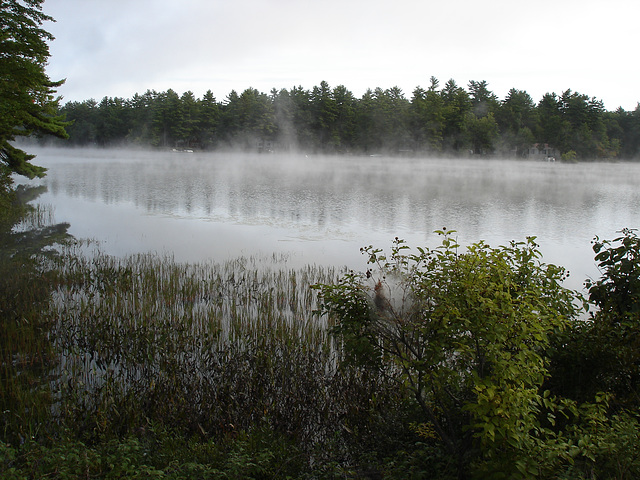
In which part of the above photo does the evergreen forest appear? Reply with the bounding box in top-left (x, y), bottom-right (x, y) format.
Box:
top-left (58, 80), bottom-right (640, 160)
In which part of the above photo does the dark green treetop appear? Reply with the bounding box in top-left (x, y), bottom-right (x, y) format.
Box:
top-left (0, 0), bottom-right (68, 178)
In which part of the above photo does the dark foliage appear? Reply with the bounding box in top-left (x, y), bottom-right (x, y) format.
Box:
top-left (0, 0), bottom-right (68, 178)
top-left (57, 82), bottom-right (640, 160)
top-left (548, 229), bottom-right (640, 408)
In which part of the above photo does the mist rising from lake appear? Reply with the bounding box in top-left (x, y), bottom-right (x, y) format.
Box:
top-left (21, 147), bottom-right (640, 291)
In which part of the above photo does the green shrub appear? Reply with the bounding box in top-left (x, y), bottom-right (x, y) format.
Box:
top-left (315, 231), bottom-right (580, 478)
top-left (548, 228), bottom-right (640, 407)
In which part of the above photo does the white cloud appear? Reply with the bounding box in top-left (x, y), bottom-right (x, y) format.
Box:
top-left (44, 0), bottom-right (639, 110)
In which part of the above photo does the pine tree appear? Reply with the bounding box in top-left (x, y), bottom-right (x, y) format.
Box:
top-left (0, 0), bottom-right (68, 178)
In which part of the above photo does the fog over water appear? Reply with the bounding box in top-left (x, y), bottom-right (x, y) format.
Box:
top-left (20, 147), bottom-right (640, 291)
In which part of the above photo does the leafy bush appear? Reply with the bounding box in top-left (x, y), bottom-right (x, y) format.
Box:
top-left (549, 228), bottom-right (640, 407)
top-left (315, 231), bottom-right (580, 478)
top-left (587, 228), bottom-right (640, 321)
top-left (0, 424), bottom-right (309, 479)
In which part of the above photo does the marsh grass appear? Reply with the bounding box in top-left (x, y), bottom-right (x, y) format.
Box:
top-left (42, 245), bottom-right (403, 458)
top-left (1, 198), bottom-right (408, 474)
top-left (12, 203), bottom-right (56, 233)
top-left (0, 255), bottom-right (58, 443)
top-left (0, 197), bottom-right (67, 444)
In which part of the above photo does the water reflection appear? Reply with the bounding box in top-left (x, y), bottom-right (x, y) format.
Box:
top-left (22, 147), bottom-right (640, 291)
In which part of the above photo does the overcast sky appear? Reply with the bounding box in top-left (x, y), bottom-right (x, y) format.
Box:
top-left (43, 0), bottom-right (639, 110)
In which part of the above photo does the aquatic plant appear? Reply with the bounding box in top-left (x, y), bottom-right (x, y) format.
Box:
top-left (0, 199), bottom-right (68, 444)
top-left (43, 246), bottom-right (402, 458)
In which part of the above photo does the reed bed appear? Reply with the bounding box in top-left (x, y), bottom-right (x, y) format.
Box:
top-left (0, 203), bottom-right (65, 444)
top-left (44, 247), bottom-right (401, 452)
top-left (2, 198), bottom-right (407, 464)
top-left (12, 203), bottom-right (56, 233)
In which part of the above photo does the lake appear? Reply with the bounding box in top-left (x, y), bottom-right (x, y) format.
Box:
top-left (19, 147), bottom-right (640, 292)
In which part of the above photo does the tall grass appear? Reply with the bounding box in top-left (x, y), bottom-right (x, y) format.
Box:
top-left (1, 196), bottom-right (408, 473)
top-left (0, 200), bottom-right (64, 444)
top-left (12, 203), bottom-right (56, 233)
top-left (0, 255), bottom-right (58, 443)
top-left (44, 247), bottom-right (403, 456)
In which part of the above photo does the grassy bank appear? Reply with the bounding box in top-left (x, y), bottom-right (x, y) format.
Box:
top-left (4, 196), bottom-right (640, 478)
top-left (1, 230), bottom-right (418, 478)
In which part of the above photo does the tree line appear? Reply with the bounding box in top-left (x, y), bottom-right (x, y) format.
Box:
top-left (58, 79), bottom-right (640, 159)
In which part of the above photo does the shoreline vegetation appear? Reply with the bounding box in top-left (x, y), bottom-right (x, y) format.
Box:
top-left (3, 2), bottom-right (640, 477)
top-left (2, 191), bottom-right (640, 478)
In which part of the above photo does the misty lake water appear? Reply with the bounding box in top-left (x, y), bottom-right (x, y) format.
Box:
top-left (19, 147), bottom-right (640, 291)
